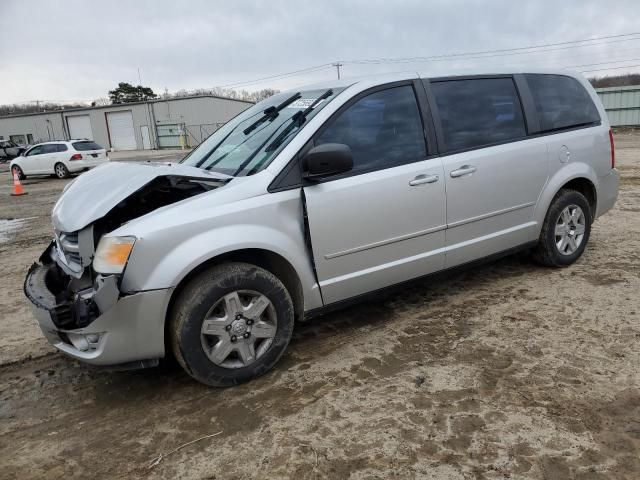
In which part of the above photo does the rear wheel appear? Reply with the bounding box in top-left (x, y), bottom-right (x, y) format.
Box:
top-left (11, 165), bottom-right (26, 180)
top-left (533, 189), bottom-right (592, 267)
top-left (54, 162), bottom-right (69, 179)
top-left (170, 262), bottom-right (295, 387)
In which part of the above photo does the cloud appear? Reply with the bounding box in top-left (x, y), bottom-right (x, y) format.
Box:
top-left (0, 0), bottom-right (638, 103)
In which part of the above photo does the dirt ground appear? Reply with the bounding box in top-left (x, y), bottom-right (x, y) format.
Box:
top-left (0, 134), bottom-right (638, 480)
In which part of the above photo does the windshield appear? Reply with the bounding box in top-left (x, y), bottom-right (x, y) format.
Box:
top-left (181, 87), bottom-right (344, 176)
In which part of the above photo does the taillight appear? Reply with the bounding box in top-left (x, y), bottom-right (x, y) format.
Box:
top-left (609, 128), bottom-right (615, 169)
top-left (70, 153), bottom-right (82, 161)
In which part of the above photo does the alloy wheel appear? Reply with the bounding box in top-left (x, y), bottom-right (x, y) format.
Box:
top-left (555, 204), bottom-right (586, 255)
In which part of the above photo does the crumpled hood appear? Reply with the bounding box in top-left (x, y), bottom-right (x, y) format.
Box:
top-left (52, 161), bottom-right (229, 233)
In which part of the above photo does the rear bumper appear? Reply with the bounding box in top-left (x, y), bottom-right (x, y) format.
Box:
top-left (67, 157), bottom-right (110, 172)
top-left (596, 169), bottom-right (620, 218)
top-left (24, 262), bottom-right (170, 367)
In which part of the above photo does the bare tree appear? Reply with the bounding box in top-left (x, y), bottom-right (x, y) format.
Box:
top-left (589, 74), bottom-right (640, 88)
top-left (0, 101), bottom-right (88, 116)
top-left (0, 85), bottom-right (279, 117)
top-left (92, 97), bottom-right (111, 106)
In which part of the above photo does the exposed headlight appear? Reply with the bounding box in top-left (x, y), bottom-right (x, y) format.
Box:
top-left (93, 236), bottom-right (136, 274)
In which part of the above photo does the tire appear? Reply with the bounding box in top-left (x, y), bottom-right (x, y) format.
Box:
top-left (170, 262), bottom-right (295, 387)
top-left (11, 165), bottom-right (26, 180)
top-left (54, 162), bottom-right (70, 179)
top-left (533, 189), bottom-right (592, 267)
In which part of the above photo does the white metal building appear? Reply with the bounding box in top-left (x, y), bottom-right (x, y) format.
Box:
top-left (0, 95), bottom-right (252, 151)
top-left (595, 85), bottom-right (640, 127)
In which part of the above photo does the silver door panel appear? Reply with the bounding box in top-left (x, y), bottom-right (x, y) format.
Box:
top-left (443, 138), bottom-right (549, 268)
top-left (305, 159), bottom-right (446, 304)
top-left (445, 207), bottom-right (538, 267)
top-left (318, 231), bottom-right (446, 302)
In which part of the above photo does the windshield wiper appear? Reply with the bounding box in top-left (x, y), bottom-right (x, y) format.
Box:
top-left (190, 107), bottom-right (272, 168)
top-left (242, 92), bottom-right (301, 135)
top-left (263, 89), bottom-right (333, 154)
top-left (197, 95), bottom-right (301, 172)
top-left (230, 89), bottom-right (334, 177)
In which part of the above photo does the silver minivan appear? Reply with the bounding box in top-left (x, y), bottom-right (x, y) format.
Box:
top-left (25, 70), bottom-right (619, 386)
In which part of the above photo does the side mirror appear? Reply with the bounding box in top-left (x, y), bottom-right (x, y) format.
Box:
top-left (302, 143), bottom-right (353, 181)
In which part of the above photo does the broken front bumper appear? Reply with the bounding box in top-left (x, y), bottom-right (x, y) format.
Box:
top-left (24, 261), bottom-right (172, 367)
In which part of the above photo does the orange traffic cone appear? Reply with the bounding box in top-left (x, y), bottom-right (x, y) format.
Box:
top-left (10, 170), bottom-right (28, 196)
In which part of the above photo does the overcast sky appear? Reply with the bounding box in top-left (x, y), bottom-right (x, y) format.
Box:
top-left (1, 0), bottom-right (639, 104)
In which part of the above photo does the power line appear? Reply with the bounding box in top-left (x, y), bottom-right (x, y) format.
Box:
top-left (211, 32), bottom-right (640, 90)
top-left (446, 57), bottom-right (640, 76)
top-left (341, 32), bottom-right (640, 65)
top-left (562, 57), bottom-right (640, 69)
top-left (342, 39), bottom-right (640, 66)
top-left (470, 46), bottom-right (640, 68)
top-left (351, 37), bottom-right (640, 65)
top-left (580, 63), bottom-right (640, 73)
top-left (216, 63), bottom-right (334, 89)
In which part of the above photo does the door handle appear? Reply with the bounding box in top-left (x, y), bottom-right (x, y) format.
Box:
top-left (409, 174), bottom-right (439, 186)
top-left (450, 165), bottom-right (477, 178)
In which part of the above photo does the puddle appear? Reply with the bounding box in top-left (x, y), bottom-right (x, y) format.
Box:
top-left (0, 218), bottom-right (32, 243)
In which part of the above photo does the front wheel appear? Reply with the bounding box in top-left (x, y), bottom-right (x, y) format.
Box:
top-left (54, 162), bottom-right (70, 179)
top-left (170, 262), bottom-right (295, 387)
top-left (533, 189), bottom-right (592, 267)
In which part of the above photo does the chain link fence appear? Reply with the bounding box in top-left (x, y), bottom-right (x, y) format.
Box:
top-left (183, 123), bottom-right (226, 147)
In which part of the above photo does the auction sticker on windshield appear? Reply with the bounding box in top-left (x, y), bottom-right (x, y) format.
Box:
top-left (287, 98), bottom-right (325, 109)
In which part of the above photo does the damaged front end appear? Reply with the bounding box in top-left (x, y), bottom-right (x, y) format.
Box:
top-left (24, 241), bottom-right (118, 332)
top-left (23, 162), bottom-right (230, 368)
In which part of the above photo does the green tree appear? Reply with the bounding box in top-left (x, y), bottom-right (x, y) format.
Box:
top-left (108, 82), bottom-right (157, 104)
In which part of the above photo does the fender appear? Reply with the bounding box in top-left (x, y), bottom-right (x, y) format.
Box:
top-left (534, 161), bottom-right (598, 230)
top-left (118, 189), bottom-right (324, 312)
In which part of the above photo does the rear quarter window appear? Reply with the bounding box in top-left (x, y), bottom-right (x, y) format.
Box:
top-left (525, 74), bottom-right (600, 132)
top-left (72, 141), bottom-right (103, 151)
top-left (42, 144), bottom-right (58, 154)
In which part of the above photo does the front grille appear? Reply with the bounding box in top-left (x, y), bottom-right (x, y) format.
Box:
top-left (57, 231), bottom-right (83, 271)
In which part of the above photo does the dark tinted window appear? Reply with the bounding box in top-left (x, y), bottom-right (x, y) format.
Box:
top-left (42, 144), bottom-right (58, 154)
top-left (56, 144), bottom-right (68, 152)
top-left (526, 74), bottom-right (600, 132)
top-left (431, 78), bottom-right (526, 152)
top-left (316, 85), bottom-right (426, 173)
top-left (72, 141), bottom-right (102, 151)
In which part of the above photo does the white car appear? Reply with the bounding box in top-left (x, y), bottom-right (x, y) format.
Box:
top-left (10, 140), bottom-right (110, 179)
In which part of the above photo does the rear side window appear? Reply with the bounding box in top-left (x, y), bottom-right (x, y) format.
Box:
top-left (42, 144), bottom-right (58, 154)
top-left (72, 141), bottom-right (102, 151)
top-left (315, 85), bottom-right (426, 173)
top-left (526, 74), bottom-right (600, 132)
top-left (431, 78), bottom-right (527, 152)
top-left (56, 144), bottom-right (68, 152)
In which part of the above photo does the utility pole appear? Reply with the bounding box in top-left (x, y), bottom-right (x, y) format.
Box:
top-left (332, 62), bottom-right (343, 79)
